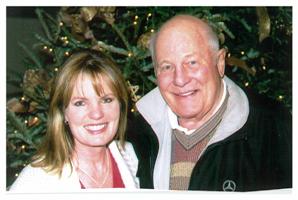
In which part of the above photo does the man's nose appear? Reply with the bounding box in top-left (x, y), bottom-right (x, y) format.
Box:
top-left (173, 65), bottom-right (190, 87)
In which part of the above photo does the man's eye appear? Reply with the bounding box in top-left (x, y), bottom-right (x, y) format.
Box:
top-left (160, 64), bottom-right (173, 72)
top-left (189, 60), bottom-right (197, 65)
top-left (74, 101), bottom-right (85, 106)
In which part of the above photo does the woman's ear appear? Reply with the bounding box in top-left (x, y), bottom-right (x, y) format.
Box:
top-left (216, 48), bottom-right (226, 78)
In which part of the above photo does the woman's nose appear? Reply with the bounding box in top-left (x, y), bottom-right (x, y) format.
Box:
top-left (88, 103), bottom-right (104, 120)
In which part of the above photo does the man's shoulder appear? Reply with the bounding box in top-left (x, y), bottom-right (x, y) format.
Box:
top-left (244, 88), bottom-right (290, 116)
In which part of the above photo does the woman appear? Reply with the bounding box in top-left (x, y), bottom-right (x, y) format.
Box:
top-left (9, 51), bottom-right (139, 192)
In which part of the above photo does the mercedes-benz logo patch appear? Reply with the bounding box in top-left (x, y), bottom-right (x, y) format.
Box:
top-left (222, 180), bottom-right (236, 191)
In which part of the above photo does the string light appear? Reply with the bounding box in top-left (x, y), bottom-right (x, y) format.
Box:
top-left (240, 51), bottom-right (245, 55)
top-left (133, 21), bottom-right (138, 25)
top-left (64, 51), bottom-right (70, 56)
top-left (262, 65), bottom-right (266, 70)
top-left (128, 52), bottom-right (133, 57)
top-left (43, 46), bottom-right (48, 50)
top-left (147, 13), bottom-right (152, 17)
top-left (150, 29), bottom-right (155, 33)
top-left (24, 120), bottom-right (28, 124)
top-left (21, 145), bottom-right (26, 150)
top-left (15, 173), bottom-right (19, 177)
top-left (59, 22), bottom-right (64, 26)
top-left (131, 108), bottom-right (135, 112)
top-left (60, 36), bottom-right (69, 45)
top-left (21, 96), bottom-right (26, 101)
top-left (278, 95), bottom-right (284, 100)
top-left (244, 82), bottom-right (249, 87)
top-left (227, 53), bottom-right (231, 58)
top-left (54, 67), bottom-right (59, 72)
top-left (14, 130), bottom-right (18, 134)
top-left (49, 48), bottom-right (53, 53)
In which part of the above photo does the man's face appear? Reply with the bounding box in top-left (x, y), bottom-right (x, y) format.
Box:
top-left (155, 23), bottom-right (225, 129)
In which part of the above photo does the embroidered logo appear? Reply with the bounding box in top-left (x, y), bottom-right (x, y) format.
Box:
top-left (222, 180), bottom-right (236, 191)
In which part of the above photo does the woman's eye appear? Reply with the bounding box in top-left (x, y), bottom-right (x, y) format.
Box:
top-left (102, 97), bottom-right (113, 104)
top-left (74, 101), bottom-right (85, 106)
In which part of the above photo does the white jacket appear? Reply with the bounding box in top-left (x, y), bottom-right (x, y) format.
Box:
top-left (9, 141), bottom-right (139, 192)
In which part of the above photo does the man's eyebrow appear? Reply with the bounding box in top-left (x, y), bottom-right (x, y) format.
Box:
top-left (158, 60), bottom-right (172, 66)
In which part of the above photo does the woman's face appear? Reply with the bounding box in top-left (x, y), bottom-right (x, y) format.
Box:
top-left (64, 73), bottom-right (120, 149)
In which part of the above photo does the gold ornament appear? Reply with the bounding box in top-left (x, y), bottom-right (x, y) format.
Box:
top-left (97, 7), bottom-right (116, 25)
top-left (28, 116), bottom-right (40, 127)
top-left (71, 14), bottom-right (89, 41)
top-left (23, 69), bottom-right (50, 93)
top-left (80, 7), bottom-right (98, 22)
top-left (7, 98), bottom-right (26, 113)
top-left (28, 101), bottom-right (39, 113)
top-left (256, 7), bottom-right (271, 43)
top-left (59, 7), bottom-right (116, 42)
top-left (127, 81), bottom-right (141, 102)
top-left (226, 56), bottom-right (256, 76)
top-left (22, 69), bottom-right (52, 108)
top-left (137, 31), bottom-right (154, 49)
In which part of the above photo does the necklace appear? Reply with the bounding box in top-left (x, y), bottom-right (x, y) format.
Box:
top-left (75, 149), bottom-right (111, 188)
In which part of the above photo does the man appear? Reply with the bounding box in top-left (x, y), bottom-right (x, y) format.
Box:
top-left (127, 15), bottom-right (292, 191)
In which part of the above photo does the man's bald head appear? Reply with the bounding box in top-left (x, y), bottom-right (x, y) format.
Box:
top-left (150, 15), bottom-right (220, 65)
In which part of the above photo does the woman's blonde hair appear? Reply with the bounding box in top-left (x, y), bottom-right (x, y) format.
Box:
top-left (31, 50), bottom-right (129, 176)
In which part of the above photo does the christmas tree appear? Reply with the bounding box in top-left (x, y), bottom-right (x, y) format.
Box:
top-left (6, 6), bottom-right (292, 188)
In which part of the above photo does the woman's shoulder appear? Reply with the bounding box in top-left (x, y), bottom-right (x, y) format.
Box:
top-left (8, 164), bottom-right (52, 191)
top-left (9, 163), bottom-right (79, 192)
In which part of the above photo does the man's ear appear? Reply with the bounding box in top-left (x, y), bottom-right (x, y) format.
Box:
top-left (216, 48), bottom-right (226, 78)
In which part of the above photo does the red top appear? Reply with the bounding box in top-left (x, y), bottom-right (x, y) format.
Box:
top-left (79, 149), bottom-right (125, 189)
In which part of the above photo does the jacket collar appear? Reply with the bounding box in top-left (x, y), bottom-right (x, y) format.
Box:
top-left (136, 76), bottom-right (249, 144)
